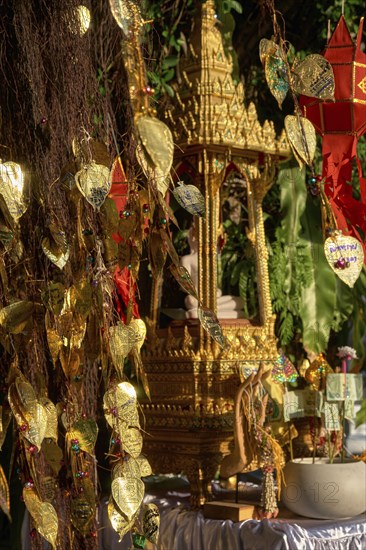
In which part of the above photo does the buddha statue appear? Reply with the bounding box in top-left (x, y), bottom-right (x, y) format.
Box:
top-left (180, 227), bottom-right (246, 319)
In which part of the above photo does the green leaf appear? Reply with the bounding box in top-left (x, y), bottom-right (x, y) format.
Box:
top-left (298, 196), bottom-right (337, 353)
top-left (278, 161), bottom-right (307, 296)
top-left (355, 398), bottom-right (366, 428)
top-left (162, 56), bottom-right (179, 69)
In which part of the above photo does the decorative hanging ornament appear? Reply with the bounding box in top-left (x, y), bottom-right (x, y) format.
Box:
top-left (109, 323), bottom-right (139, 368)
top-left (136, 116), bottom-right (174, 196)
top-left (108, 0), bottom-right (144, 37)
top-left (271, 350), bottom-right (298, 384)
top-left (291, 54), bottom-right (335, 100)
top-left (0, 465), bottom-right (10, 521)
top-left (0, 161), bottom-right (27, 221)
top-left (197, 306), bottom-right (226, 348)
top-left (170, 264), bottom-right (199, 301)
top-left (23, 488), bottom-right (58, 549)
top-left (68, 419), bottom-right (98, 455)
top-left (111, 477), bottom-right (144, 520)
top-left (259, 39), bottom-right (289, 109)
top-left (323, 232), bottom-right (364, 287)
top-left (142, 503), bottom-right (160, 544)
top-left (300, 16), bottom-right (366, 258)
top-left (108, 497), bottom-right (134, 541)
top-left (172, 181), bottom-right (205, 217)
top-left (75, 162), bottom-right (111, 209)
top-left (305, 353), bottom-right (333, 391)
top-left (284, 115), bottom-right (316, 168)
top-left (41, 224), bottom-right (69, 270)
top-left (103, 382), bottom-right (140, 429)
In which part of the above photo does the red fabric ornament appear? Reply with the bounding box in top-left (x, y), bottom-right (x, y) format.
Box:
top-left (300, 16), bottom-right (366, 259)
top-left (109, 158), bottom-right (140, 320)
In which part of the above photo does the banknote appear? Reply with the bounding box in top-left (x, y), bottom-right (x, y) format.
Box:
top-left (326, 373), bottom-right (363, 401)
top-left (283, 388), bottom-right (323, 421)
top-left (323, 402), bottom-right (340, 431)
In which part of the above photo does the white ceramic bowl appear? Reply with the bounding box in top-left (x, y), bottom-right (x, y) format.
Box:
top-left (281, 458), bottom-right (366, 519)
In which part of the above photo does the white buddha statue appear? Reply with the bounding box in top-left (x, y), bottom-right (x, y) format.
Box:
top-left (180, 227), bottom-right (245, 319)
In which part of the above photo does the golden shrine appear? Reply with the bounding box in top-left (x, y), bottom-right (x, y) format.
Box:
top-left (141, 0), bottom-right (289, 506)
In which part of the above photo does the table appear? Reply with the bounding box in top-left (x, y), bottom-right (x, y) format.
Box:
top-left (100, 477), bottom-right (366, 550)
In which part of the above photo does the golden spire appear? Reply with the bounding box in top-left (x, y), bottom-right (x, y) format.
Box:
top-left (166, 0), bottom-right (288, 153)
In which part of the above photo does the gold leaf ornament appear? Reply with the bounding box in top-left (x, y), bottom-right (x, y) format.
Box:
top-left (41, 224), bottom-right (69, 270)
top-left (75, 162), bottom-right (111, 209)
top-left (136, 116), bottom-right (174, 195)
top-left (39, 397), bottom-right (58, 440)
top-left (111, 477), bottom-right (144, 520)
top-left (23, 488), bottom-right (58, 549)
top-left (112, 455), bottom-right (152, 479)
top-left (109, 0), bottom-right (144, 37)
top-left (108, 497), bottom-right (134, 541)
top-left (70, 478), bottom-right (96, 535)
top-left (136, 144), bottom-right (170, 197)
top-left (109, 323), bottom-right (139, 367)
top-left (0, 301), bottom-right (34, 333)
top-left (0, 161), bottom-right (27, 221)
top-left (104, 382), bottom-right (140, 429)
top-left (0, 464), bottom-right (11, 521)
top-left (129, 318), bottom-right (146, 353)
top-left (143, 503), bottom-right (160, 544)
top-left (121, 426), bottom-right (143, 457)
top-left (291, 54), bottom-right (334, 100)
top-left (172, 181), bottom-right (205, 217)
top-left (324, 233), bottom-right (364, 288)
top-left (68, 418), bottom-right (98, 454)
top-left (284, 115), bottom-right (316, 168)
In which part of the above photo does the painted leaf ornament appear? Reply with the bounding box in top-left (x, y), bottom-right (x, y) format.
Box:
top-left (324, 233), bottom-right (364, 287)
top-left (170, 264), bottom-right (199, 300)
top-left (75, 162), bottom-right (111, 208)
top-left (197, 306), bottom-right (226, 348)
top-left (136, 116), bottom-right (173, 189)
top-left (0, 161), bottom-right (27, 221)
top-left (172, 181), bottom-right (205, 217)
top-left (284, 115), bottom-right (316, 168)
top-left (23, 488), bottom-right (58, 549)
top-left (271, 350), bottom-right (298, 384)
top-left (41, 224), bottom-right (69, 270)
top-left (108, 497), bottom-right (134, 541)
top-left (142, 504), bottom-right (160, 544)
top-left (291, 54), bottom-right (335, 100)
top-left (108, 0), bottom-right (143, 37)
top-left (259, 39), bottom-right (289, 108)
top-left (259, 38), bottom-right (278, 65)
top-left (111, 477), bottom-right (144, 520)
